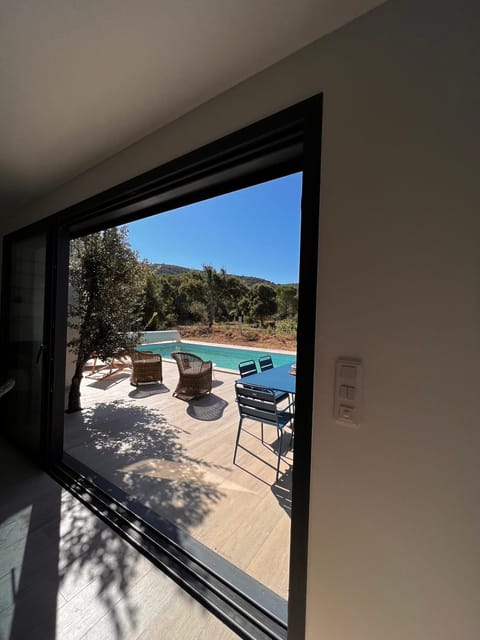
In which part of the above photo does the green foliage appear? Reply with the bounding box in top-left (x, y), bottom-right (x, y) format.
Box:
top-left (276, 317), bottom-right (298, 336)
top-left (248, 283), bottom-right (277, 326)
top-left (150, 262), bottom-right (275, 288)
top-left (142, 270), bottom-right (162, 330)
top-left (201, 264), bottom-right (226, 327)
top-left (188, 300), bottom-right (209, 323)
top-left (221, 276), bottom-right (249, 320)
top-left (276, 284), bottom-right (298, 319)
top-left (177, 271), bottom-right (205, 322)
top-left (67, 226), bottom-right (146, 411)
top-left (141, 264), bottom-right (297, 330)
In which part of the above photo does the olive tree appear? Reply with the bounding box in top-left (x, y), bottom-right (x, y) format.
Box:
top-left (67, 226), bottom-right (146, 412)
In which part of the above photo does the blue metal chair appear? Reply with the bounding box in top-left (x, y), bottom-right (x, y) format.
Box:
top-left (258, 355), bottom-right (274, 371)
top-left (233, 382), bottom-right (295, 481)
top-left (238, 359), bottom-right (288, 404)
top-left (238, 359), bottom-right (258, 378)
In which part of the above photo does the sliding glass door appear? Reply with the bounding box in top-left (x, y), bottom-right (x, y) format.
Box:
top-left (0, 96), bottom-right (321, 639)
top-left (2, 230), bottom-right (49, 460)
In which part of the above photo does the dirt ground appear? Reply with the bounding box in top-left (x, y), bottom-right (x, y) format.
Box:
top-left (178, 323), bottom-right (297, 351)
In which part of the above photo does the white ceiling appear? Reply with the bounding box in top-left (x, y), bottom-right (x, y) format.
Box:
top-left (0, 0), bottom-right (384, 212)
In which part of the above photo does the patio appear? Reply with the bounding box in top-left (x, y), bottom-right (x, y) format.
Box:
top-left (63, 358), bottom-right (294, 601)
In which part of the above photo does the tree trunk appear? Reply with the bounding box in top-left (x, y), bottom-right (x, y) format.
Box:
top-left (207, 301), bottom-right (214, 328)
top-left (66, 355), bottom-right (87, 413)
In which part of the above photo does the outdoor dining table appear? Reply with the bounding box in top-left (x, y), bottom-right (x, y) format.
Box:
top-left (236, 362), bottom-right (296, 395)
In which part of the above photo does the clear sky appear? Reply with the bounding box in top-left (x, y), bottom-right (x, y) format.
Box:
top-left (126, 172), bottom-right (302, 284)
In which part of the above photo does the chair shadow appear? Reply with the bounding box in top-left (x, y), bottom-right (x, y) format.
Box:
top-left (271, 466), bottom-right (292, 517)
top-left (186, 394), bottom-right (228, 421)
top-left (269, 430), bottom-right (294, 457)
top-left (211, 379), bottom-right (224, 389)
top-left (232, 461), bottom-right (273, 487)
top-left (128, 383), bottom-right (170, 399)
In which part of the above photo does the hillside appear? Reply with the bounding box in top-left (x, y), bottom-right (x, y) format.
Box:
top-left (149, 263), bottom-right (282, 288)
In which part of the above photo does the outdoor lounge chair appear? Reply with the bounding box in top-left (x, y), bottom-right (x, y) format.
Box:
top-left (130, 349), bottom-right (163, 386)
top-left (87, 351), bottom-right (132, 379)
top-left (171, 351), bottom-right (213, 399)
top-left (233, 381), bottom-right (295, 481)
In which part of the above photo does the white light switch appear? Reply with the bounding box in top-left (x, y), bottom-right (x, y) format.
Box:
top-left (334, 358), bottom-right (362, 427)
top-left (339, 405), bottom-right (353, 420)
top-left (340, 365), bottom-right (357, 380)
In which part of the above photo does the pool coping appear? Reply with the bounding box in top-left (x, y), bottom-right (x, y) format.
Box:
top-left (138, 339), bottom-right (297, 373)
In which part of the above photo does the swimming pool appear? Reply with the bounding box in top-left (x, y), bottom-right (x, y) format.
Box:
top-left (136, 341), bottom-right (295, 372)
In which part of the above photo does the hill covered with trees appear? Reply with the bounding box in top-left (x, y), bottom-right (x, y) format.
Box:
top-left (143, 262), bottom-right (298, 332)
top-left (150, 263), bottom-right (281, 289)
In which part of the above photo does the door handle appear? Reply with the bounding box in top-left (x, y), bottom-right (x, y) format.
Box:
top-left (36, 344), bottom-right (47, 364)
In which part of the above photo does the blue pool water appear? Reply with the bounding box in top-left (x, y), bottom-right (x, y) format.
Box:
top-left (136, 341), bottom-right (295, 372)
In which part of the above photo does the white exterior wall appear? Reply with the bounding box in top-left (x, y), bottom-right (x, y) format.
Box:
top-left (2, 0), bottom-right (479, 637)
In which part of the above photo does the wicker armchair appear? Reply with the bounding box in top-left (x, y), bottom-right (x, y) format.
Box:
top-left (130, 349), bottom-right (163, 386)
top-left (171, 351), bottom-right (213, 399)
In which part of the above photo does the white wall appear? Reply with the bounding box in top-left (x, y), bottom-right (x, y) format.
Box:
top-left (2, 0), bottom-right (480, 638)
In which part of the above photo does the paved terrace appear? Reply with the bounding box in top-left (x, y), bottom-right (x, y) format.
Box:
top-left (63, 358), bottom-right (294, 601)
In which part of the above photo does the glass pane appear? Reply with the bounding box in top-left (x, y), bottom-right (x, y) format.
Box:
top-left (4, 233), bottom-right (47, 455)
top-left (62, 174), bottom-right (301, 617)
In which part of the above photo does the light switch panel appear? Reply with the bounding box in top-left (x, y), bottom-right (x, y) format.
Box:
top-left (334, 358), bottom-right (362, 427)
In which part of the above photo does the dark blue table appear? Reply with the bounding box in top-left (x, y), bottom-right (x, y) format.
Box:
top-left (236, 362), bottom-right (296, 394)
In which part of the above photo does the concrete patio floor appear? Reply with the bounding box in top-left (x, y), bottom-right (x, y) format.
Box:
top-left (63, 359), bottom-right (294, 602)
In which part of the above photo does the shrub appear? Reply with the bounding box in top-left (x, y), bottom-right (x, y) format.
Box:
top-left (276, 317), bottom-right (297, 336)
top-left (241, 329), bottom-right (259, 342)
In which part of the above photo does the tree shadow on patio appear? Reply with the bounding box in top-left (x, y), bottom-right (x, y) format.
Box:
top-left (64, 400), bottom-right (226, 535)
top-left (0, 436), bottom-right (147, 640)
top-left (56, 490), bottom-right (146, 639)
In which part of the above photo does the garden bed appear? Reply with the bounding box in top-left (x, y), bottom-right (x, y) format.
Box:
top-left (177, 323), bottom-right (297, 351)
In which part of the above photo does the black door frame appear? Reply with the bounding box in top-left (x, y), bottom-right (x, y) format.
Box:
top-left (0, 220), bottom-right (56, 464)
top-left (1, 94), bottom-right (322, 639)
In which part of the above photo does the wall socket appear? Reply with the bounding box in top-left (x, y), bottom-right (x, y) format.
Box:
top-left (334, 358), bottom-right (362, 427)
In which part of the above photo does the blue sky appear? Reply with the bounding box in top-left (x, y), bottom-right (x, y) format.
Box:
top-left (126, 172), bottom-right (302, 284)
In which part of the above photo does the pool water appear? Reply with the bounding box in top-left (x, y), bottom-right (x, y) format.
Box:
top-left (136, 341), bottom-right (295, 372)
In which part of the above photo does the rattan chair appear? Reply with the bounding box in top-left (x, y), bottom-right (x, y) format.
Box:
top-left (171, 351), bottom-right (213, 399)
top-left (130, 349), bottom-right (163, 386)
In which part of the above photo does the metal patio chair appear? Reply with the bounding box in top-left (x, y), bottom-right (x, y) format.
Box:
top-left (258, 355), bottom-right (274, 371)
top-left (233, 381), bottom-right (295, 481)
top-left (238, 359), bottom-right (258, 378)
top-left (238, 359), bottom-right (288, 404)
